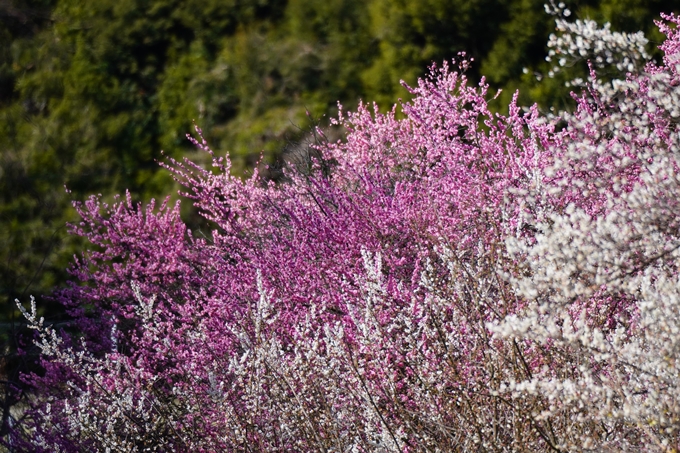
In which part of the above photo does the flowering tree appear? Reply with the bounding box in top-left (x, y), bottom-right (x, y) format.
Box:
top-left (494, 13), bottom-right (680, 452)
top-left (9, 11), bottom-right (680, 453)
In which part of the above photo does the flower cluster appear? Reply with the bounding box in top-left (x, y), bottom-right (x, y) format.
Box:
top-left (544, 1), bottom-right (650, 85)
top-left (495, 13), bottom-right (680, 451)
top-left (9, 11), bottom-right (680, 453)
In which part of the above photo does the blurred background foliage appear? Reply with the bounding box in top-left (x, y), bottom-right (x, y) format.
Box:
top-left (0, 0), bottom-right (678, 436)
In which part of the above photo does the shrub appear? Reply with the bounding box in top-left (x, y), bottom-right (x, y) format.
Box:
top-left (10, 11), bottom-right (680, 453)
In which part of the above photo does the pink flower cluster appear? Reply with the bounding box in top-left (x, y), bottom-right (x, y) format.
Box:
top-left (11, 13), bottom-right (680, 453)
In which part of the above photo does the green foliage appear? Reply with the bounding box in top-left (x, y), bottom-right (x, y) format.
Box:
top-left (362, 0), bottom-right (513, 106)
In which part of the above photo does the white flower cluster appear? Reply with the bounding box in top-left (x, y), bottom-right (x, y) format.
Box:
top-left (544, 1), bottom-right (650, 86)
top-left (16, 286), bottom-right (191, 452)
top-left (492, 15), bottom-right (680, 449)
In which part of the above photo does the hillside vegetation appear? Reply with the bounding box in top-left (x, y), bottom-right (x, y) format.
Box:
top-left (0, 0), bottom-right (679, 441)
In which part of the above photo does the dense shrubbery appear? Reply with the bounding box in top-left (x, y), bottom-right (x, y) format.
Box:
top-left (10, 9), bottom-right (680, 452)
top-left (2, 0), bottom-right (677, 330)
